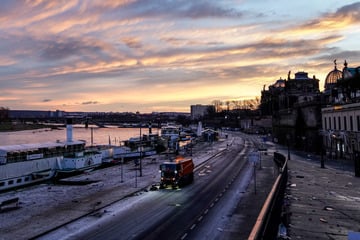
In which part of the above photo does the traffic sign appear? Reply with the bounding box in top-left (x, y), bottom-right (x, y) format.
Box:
top-left (248, 151), bottom-right (260, 164)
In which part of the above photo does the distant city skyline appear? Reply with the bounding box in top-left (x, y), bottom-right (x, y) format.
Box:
top-left (0, 1), bottom-right (359, 113)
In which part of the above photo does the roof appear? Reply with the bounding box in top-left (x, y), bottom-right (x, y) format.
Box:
top-left (0, 142), bottom-right (65, 153)
top-left (0, 140), bottom-right (85, 153)
top-left (325, 67), bottom-right (342, 88)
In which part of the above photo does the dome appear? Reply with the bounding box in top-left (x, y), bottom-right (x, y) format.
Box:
top-left (324, 61), bottom-right (342, 90)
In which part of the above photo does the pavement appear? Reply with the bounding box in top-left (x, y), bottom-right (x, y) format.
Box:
top-left (280, 150), bottom-right (360, 239)
top-left (221, 143), bottom-right (278, 240)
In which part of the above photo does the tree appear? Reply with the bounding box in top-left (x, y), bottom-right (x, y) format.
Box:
top-left (0, 107), bottom-right (10, 122)
top-left (212, 100), bottom-right (223, 113)
top-left (225, 100), bottom-right (231, 112)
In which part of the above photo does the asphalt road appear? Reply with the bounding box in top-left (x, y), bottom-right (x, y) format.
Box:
top-left (48, 133), bottom-right (259, 240)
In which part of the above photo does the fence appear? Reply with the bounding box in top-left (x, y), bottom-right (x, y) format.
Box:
top-left (248, 152), bottom-right (288, 239)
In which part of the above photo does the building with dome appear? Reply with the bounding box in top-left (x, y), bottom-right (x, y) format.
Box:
top-left (321, 61), bottom-right (360, 174)
top-left (323, 60), bottom-right (343, 104)
top-left (324, 60), bottom-right (342, 91)
top-left (260, 60), bottom-right (360, 175)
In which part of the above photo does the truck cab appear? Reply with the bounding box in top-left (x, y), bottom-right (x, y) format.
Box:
top-left (159, 157), bottom-right (194, 189)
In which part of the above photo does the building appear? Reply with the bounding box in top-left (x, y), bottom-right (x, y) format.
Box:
top-left (321, 60), bottom-right (360, 172)
top-left (9, 110), bottom-right (65, 119)
top-left (261, 71), bottom-right (321, 151)
top-left (190, 104), bottom-right (214, 120)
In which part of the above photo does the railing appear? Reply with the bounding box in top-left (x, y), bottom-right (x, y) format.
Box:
top-left (248, 152), bottom-right (288, 240)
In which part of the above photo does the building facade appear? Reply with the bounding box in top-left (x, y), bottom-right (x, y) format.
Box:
top-left (261, 71), bottom-right (321, 151)
top-left (190, 104), bottom-right (214, 120)
top-left (321, 61), bottom-right (360, 164)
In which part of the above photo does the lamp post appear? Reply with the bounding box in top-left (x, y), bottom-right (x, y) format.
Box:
top-left (286, 134), bottom-right (291, 161)
top-left (320, 131), bottom-right (325, 168)
top-left (139, 125), bottom-right (142, 177)
top-left (121, 157), bottom-right (124, 182)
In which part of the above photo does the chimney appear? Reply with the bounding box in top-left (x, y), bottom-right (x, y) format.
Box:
top-left (66, 118), bottom-right (73, 142)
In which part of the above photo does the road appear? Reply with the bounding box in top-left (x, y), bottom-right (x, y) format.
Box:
top-left (38, 133), bottom-right (266, 240)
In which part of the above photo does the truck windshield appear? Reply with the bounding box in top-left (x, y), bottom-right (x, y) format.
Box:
top-left (160, 164), bottom-right (176, 171)
top-left (160, 164), bottom-right (177, 177)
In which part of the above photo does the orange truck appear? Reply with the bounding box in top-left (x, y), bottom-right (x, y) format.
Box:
top-left (159, 156), bottom-right (194, 189)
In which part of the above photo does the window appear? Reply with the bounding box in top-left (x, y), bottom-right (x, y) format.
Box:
top-left (357, 116), bottom-right (360, 131)
top-left (329, 117), bottom-right (331, 129)
top-left (350, 116), bottom-right (353, 131)
top-left (334, 117), bottom-right (336, 129)
top-left (344, 116), bottom-right (347, 131)
top-left (338, 116), bottom-right (341, 130)
top-left (324, 117), bottom-right (327, 130)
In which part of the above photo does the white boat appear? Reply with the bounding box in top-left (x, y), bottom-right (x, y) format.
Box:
top-left (161, 124), bottom-right (180, 141)
top-left (112, 134), bottom-right (159, 162)
top-left (0, 142), bottom-right (64, 192)
top-left (55, 119), bottom-right (103, 177)
top-left (113, 146), bottom-right (142, 160)
top-left (55, 140), bottom-right (103, 176)
top-left (113, 145), bottom-right (157, 161)
top-left (87, 144), bottom-right (114, 163)
top-left (160, 124), bottom-right (180, 151)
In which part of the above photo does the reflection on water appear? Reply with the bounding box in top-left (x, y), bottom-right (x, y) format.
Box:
top-left (0, 126), bottom-right (160, 146)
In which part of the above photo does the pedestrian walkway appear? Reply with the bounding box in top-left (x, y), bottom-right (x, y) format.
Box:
top-left (283, 151), bottom-right (360, 239)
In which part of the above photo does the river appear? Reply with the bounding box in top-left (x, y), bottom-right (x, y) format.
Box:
top-left (0, 125), bottom-right (160, 146)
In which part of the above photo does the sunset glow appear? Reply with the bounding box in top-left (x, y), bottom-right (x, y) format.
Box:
top-left (0, 0), bottom-right (359, 113)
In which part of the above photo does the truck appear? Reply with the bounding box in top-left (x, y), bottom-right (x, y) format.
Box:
top-left (159, 156), bottom-right (194, 189)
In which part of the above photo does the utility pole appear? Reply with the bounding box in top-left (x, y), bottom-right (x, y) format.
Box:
top-left (139, 126), bottom-right (142, 177)
top-left (287, 134), bottom-right (291, 161)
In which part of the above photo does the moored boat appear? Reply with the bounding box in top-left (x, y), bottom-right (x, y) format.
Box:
top-left (0, 142), bottom-right (64, 192)
top-left (55, 140), bottom-right (103, 177)
top-left (54, 118), bottom-right (103, 177)
top-left (160, 124), bottom-right (181, 152)
top-left (111, 133), bottom-right (160, 163)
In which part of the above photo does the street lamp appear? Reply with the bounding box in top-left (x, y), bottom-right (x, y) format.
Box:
top-left (320, 131), bottom-right (325, 168)
top-left (286, 134), bottom-right (291, 160)
top-left (139, 125), bottom-right (142, 177)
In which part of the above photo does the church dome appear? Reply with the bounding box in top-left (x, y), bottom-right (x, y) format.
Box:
top-left (324, 60), bottom-right (342, 90)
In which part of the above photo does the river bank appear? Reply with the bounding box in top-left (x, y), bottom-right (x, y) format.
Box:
top-left (0, 122), bottom-right (60, 132)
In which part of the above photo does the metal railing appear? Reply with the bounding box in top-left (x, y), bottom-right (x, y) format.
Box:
top-left (248, 152), bottom-right (288, 240)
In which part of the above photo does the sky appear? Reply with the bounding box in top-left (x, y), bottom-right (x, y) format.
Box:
top-left (0, 0), bottom-right (359, 113)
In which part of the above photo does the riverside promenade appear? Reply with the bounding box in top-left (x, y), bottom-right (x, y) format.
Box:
top-left (282, 150), bottom-right (360, 239)
top-left (0, 133), bottom-right (277, 240)
top-left (0, 136), bottom-right (237, 240)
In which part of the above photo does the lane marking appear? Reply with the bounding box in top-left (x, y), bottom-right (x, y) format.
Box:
top-left (181, 233), bottom-right (188, 240)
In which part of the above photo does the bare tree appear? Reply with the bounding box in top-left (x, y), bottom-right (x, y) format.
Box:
top-left (225, 100), bottom-right (231, 112)
top-left (212, 100), bottom-right (223, 113)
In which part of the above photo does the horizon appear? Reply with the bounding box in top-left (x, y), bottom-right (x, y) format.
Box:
top-left (0, 1), bottom-right (359, 113)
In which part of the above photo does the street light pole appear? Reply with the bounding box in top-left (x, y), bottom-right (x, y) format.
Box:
top-left (139, 126), bottom-right (142, 177)
top-left (287, 134), bottom-right (291, 161)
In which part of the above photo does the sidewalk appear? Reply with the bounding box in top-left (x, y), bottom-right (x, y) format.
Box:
top-left (284, 151), bottom-right (360, 239)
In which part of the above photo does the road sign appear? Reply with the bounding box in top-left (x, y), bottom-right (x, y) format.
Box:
top-left (248, 151), bottom-right (260, 164)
